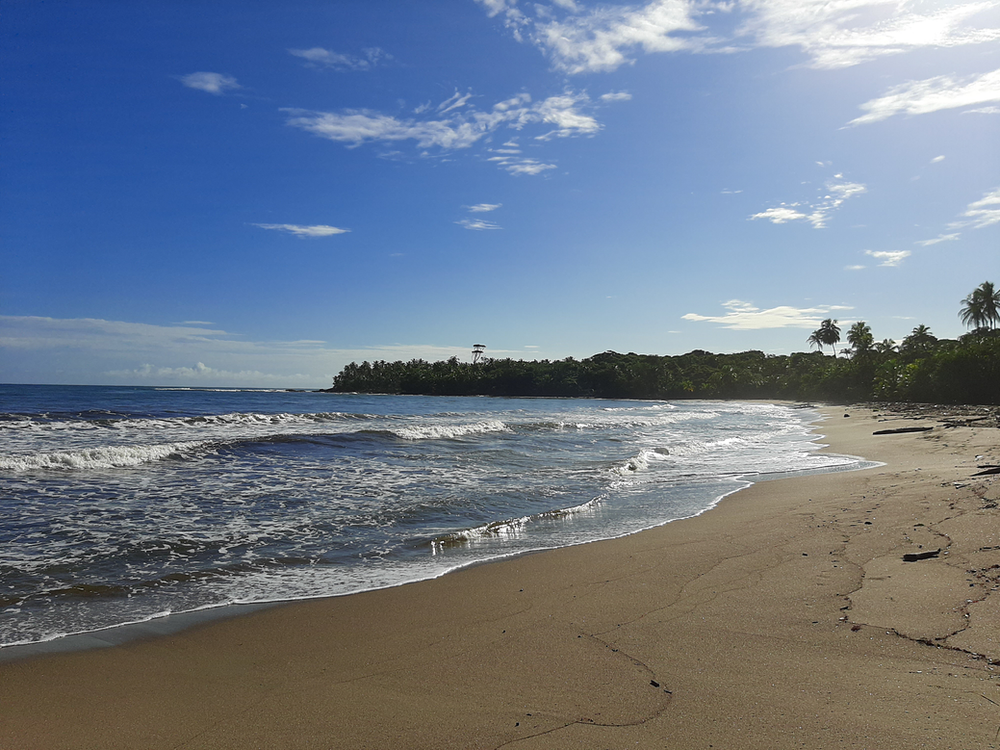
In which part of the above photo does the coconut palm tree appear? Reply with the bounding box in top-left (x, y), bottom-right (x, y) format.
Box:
top-left (807, 330), bottom-right (824, 354)
top-left (960, 281), bottom-right (1000, 331)
top-left (846, 321), bottom-right (874, 358)
top-left (808, 318), bottom-right (841, 357)
top-left (873, 339), bottom-right (897, 357)
top-left (901, 324), bottom-right (937, 355)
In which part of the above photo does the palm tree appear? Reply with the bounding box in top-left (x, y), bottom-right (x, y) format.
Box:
top-left (960, 281), bottom-right (1000, 331)
top-left (901, 324), bottom-right (937, 355)
top-left (874, 339), bottom-right (896, 356)
top-left (846, 321), bottom-right (874, 358)
top-left (808, 319), bottom-right (841, 357)
top-left (807, 330), bottom-right (824, 354)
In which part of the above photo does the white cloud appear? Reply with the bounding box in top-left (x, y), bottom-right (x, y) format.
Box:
top-left (751, 175), bottom-right (866, 228)
top-left (957, 186), bottom-right (1000, 228)
top-left (488, 156), bottom-right (558, 175)
top-left (848, 68), bottom-right (1000, 126)
top-left (457, 218), bottom-right (502, 230)
top-left (289, 47), bottom-right (389, 70)
top-left (477, 1), bottom-right (1000, 74)
top-left (252, 223), bottom-right (350, 238)
top-left (466, 203), bottom-right (502, 212)
top-left (600, 91), bottom-right (633, 102)
top-left (914, 186), bottom-right (1000, 245)
top-left (284, 90), bottom-right (600, 175)
top-left (180, 72), bottom-right (240, 95)
top-left (931, 155), bottom-right (946, 163)
top-left (438, 90), bottom-right (474, 114)
top-left (740, 0), bottom-right (1000, 70)
top-left (532, 0), bottom-right (708, 74)
top-left (475, 0), bottom-right (531, 40)
top-left (916, 232), bottom-right (960, 246)
top-left (533, 92), bottom-right (602, 139)
top-left (682, 299), bottom-right (853, 330)
top-left (285, 90), bottom-right (597, 149)
top-left (845, 264), bottom-right (867, 271)
top-left (865, 249), bottom-right (911, 267)
top-left (749, 206), bottom-right (809, 224)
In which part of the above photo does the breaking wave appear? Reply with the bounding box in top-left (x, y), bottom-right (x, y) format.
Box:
top-left (0, 441), bottom-right (209, 472)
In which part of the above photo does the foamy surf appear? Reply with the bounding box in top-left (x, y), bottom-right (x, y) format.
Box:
top-left (0, 386), bottom-right (866, 649)
top-left (0, 441), bottom-right (208, 471)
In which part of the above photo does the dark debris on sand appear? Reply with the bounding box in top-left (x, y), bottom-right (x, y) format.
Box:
top-left (864, 402), bottom-right (1000, 429)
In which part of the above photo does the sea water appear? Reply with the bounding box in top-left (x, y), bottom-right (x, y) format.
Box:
top-left (0, 385), bottom-right (864, 648)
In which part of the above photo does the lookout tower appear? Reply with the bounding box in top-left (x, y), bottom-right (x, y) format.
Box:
top-left (472, 343), bottom-right (486, 364)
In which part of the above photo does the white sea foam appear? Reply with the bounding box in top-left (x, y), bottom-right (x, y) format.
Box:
top-left (0, 410), bottom-right (367, 434)
top-left (0, 389), bottom-right (869, 650)
top-left (390, 419), bottom-right (508, 440)
top-left (610, 447), bottom-right (670, 476)
top-left (0, 441), bottom-right (207, 471)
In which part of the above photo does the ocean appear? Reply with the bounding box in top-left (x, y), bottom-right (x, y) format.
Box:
top-left (0, 385), bottom-right (866, 649)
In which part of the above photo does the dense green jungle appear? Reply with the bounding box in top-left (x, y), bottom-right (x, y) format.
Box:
top-left (330, 284), bottom-right (1000, 405)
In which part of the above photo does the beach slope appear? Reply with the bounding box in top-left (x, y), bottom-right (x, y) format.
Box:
top-left (1, 406), bottom-right (998, 749)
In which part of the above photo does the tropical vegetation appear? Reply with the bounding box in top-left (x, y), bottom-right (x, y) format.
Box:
top-left (329, 282), bottom-right (1000, 405)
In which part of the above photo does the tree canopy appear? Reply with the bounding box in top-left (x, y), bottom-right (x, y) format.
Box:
top-left (330, 282), bottom-right (999, 405)
top-left (960, 281), bottom-right (1000, 331)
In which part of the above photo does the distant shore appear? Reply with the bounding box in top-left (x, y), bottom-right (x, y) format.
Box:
top-left (2, 404), bottom-right (999, 749)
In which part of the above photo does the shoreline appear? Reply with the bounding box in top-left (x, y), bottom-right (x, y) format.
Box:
top-left (0, 401), bottom-right (857, 663)
top-left (2, 405), bottom-right (999, 748)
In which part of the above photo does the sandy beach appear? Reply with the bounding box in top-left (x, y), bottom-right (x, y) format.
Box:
top-left (1, 405), bottom-right (998, 749)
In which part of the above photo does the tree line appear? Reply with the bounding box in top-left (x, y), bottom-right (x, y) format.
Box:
top-left (329, 282), bottom-right (1000, 405)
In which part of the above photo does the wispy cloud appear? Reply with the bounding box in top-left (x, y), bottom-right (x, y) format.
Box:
top-left (252, 223), bottom-right (350, 237)
top-left (488, 156), bottom-right (558, 175)
top-left (283, 89), bottom-right (600, 175)
top-left (289, 46), bottom-right (390, 70)
top-left (914, 186), bottom-right (1000, 245)
top-left (954, 186), bottom-right (1000, 229)
top-left (749, 206), bottom-right (809, 224)
top-left (457, 218), bottom-right (502, 230)
top-left (682, 299), bottom-right (853, 330)
top-left (530, 0), bottom-right (709, 74)
top-left (438, 90), bottom-right (474, 114)
top-left (739, 0), bottom-right (1000, 70)
top-left (848, 68), bottom-right (1000, 126)
top-left (477, 1), bottom-right (1000, 73)
top-left (180, 72), bottom-right (240, 95)
top-left (485, 140), bottom-right (558, 174)
top-left (865, 249), bottom-right (911, 267)
top-left (916, 232), bottom-right (960, 247)
top-left (458, 203), bottom-right (503, 229)
top-left (750, 174), bottom-right (866, 228)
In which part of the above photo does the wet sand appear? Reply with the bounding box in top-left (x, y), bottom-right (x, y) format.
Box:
top-left (2, 405), bottom-right (999, 749)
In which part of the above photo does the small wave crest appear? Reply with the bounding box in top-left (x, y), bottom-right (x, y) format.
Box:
top-left (429, 497), bottom-right (602, 553)
top-left (389, 419), bottom-right (509, 441)
top-left (0, 441), bottom-right (207, 472)
top-left (610, 447), bottom-right (670, 476)
top-left (0, 410), bottom-right (372, 433)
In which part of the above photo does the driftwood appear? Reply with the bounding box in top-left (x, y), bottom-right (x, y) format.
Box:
top-left (902, 549), bottom-right (941, 562)
top-left (872, 426), bottom-right (934, 435)
top-left (972, 466), bottom-right (1000, 476)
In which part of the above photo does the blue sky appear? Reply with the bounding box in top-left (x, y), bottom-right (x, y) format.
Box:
top-left (2, 0), bottom-right (998, 387)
